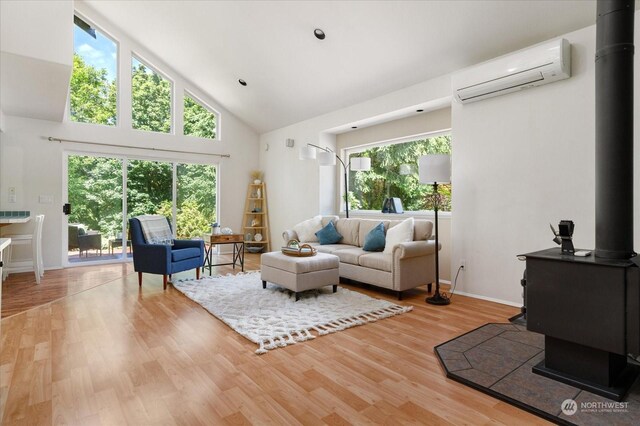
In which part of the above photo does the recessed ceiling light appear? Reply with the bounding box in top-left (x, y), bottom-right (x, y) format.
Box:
top-left (416, 109), bottom-right (424, 113)
top-left (314, 29), bottom-right (326, 40)
top-left (238, 79), bottom-right (247, 86)
top-left (351, 126), bottom-right (358, 129)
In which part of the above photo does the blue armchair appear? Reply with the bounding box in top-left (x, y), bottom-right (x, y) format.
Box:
top-left (129, 217), bottom-right (205, 289)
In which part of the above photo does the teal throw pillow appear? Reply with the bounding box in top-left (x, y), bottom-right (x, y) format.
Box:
top-left (363, 222), bottom-right (385, 252)
top-left (315, 221), bottom-right (343, 245)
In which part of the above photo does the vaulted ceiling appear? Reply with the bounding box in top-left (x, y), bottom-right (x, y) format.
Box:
top-left (82, 0), bottom-right (598, 134)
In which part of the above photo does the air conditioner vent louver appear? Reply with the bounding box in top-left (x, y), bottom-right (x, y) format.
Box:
top-left (453, 39), bottom-right (570, 104)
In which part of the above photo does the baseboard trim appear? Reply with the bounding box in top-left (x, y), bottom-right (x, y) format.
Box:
top-left (449, 289), bottom-right (521, 308)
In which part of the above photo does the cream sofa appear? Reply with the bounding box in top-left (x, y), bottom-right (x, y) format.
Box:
top-left (282, 216), bottom-right (439, 299)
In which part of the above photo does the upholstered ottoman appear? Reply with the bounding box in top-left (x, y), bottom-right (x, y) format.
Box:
top-left (260, 251), bottom-right (340, 301)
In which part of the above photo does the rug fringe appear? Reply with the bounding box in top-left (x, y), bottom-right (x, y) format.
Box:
top-left (254, 304), bottom-right (413, 354)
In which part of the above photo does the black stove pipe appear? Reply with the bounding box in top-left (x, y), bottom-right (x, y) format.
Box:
top-left (595, 0), bottom-right (635, 259)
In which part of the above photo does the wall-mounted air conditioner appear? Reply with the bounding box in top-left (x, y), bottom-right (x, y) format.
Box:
top-left (454, 38), bottom-right (571, 104)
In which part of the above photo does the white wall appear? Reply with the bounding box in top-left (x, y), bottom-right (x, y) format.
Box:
top-left (451, 19), bottom-right (640, 305)
top-left (0, 0), bottom-right (72, 66)
top-left (0, 3), bottom-right (259, 269)
top-left (260, 75), bottom-right (451, 243)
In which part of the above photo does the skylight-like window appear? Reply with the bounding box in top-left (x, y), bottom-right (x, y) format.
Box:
top-left (184, 92), bottom-right (217, 139)
top-left (131, 56), bottom-right (172, 133)
top-left (70, 15), bottom-right (117, 125)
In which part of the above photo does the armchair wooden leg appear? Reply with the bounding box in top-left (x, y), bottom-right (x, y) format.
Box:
top-left (163, 274), bottom-right (168, 290)
top-left (138, 272), bottom-right (142, 286)
top-left (196, 268), bottom-right (200, 280)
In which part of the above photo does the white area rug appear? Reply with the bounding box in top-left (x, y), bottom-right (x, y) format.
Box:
top-left (173, 271), bottom-right (413, 354)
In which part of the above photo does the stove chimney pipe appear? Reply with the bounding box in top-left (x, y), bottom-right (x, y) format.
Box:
top-left (595, 0), bottom-right (635, 259)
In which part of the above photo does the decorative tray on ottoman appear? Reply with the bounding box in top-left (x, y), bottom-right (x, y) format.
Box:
top-left (281, 240), bottom-right (317, 257)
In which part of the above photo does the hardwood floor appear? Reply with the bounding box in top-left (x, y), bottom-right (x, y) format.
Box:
top-left (1, 254), bottom-right (548, 425)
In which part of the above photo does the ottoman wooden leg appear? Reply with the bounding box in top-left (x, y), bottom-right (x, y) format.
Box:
top-left (295, 292), bottom-right (300, 302)
top-left (262, 280), bottom-right (266, 289)
top-left (333, 284), bottom-right (337, 293)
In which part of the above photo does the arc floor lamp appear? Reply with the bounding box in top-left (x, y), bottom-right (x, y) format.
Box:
top-left (419, 154), bottom-right (451, 306)
top-left (300, 144), bottom-right (370, 218)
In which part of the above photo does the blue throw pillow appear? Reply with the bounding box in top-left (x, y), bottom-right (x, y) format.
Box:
top-left (315, 221), bottom-right (343, 245)
top-left (363, 222), bottom-right (385, 252)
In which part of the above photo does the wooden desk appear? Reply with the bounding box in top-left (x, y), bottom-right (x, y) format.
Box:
top-left (202, 234), bottom-right (245, 274)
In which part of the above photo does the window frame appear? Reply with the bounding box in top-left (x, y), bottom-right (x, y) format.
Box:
top-left (342, 128), bottom-right (452, 214)
top-left (70, 11), bottom-right (121, 127)
top-left (183, 89), bottom-right (221, 141)
top-left (130, 53), bottom-right (175, 135)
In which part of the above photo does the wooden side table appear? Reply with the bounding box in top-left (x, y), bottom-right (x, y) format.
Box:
top-left (202, 233), bottom-right (245, 274)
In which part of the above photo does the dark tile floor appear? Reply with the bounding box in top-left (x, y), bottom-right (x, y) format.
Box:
top-left (436, 323), bottom-right (640, 425)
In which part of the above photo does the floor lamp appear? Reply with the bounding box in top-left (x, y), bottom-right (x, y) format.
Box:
top-left (419, 154), bottom-right (451, 306)
top-left (300, 144), bottom-right (371, 218)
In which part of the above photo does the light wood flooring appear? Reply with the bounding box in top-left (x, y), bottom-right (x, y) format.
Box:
top-left (1, 254), bottom-right (549, 425)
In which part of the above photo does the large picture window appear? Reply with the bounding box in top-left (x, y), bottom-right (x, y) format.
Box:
top-left (347, 133), bottom-right (452, 212)
top-left (70, 15), bottom-right (117, 125)
top-left (131, 56), bottom-right (172, 133)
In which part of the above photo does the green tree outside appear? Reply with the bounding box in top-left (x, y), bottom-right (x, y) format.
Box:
top-left (349, 135), bottom-right (452, 212)
top-left (184, 95), bottom-right (217, 139)
top-left (67, 53), bottom-right (217, 248)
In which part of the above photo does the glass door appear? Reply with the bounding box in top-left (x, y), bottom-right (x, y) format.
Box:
top-left (65, 153), bottom-right (217, 266)
top-left (66, 154), bottom-right (125, 263)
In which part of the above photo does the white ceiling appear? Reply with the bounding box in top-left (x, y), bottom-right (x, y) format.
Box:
top-left (82, 0), bottom-right (598, 134)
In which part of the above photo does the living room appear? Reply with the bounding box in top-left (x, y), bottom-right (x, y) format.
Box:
top-left (2, 0), bottom-right (640, 424)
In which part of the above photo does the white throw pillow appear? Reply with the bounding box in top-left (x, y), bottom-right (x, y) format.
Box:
top-left (293, 215), bottom-right (323, 242)
top-left (383, 217), bottom-right (414, 254)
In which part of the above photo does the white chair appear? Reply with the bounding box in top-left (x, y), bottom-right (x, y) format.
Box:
top-left (3, 215), bottom-right (45, 283)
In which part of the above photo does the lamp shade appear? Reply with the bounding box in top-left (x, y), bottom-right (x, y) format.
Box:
top-left (299, 145), bottom-right (317, 160)
top-left (418, 154), bottom-right (451, 184)
top-left (350, 157), bottom-right (371, 171)
top-left (317, 151), bottom-right (337, 166)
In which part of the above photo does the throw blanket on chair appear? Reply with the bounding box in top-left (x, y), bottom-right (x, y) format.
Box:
top-left (136, 215), bottom-right (174, 245)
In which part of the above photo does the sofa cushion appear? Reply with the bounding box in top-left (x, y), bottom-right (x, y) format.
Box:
top-left (363, 222), bottom-right (386, 252)
top-left (384, 217), bottom-right (414, 254)
top-left (293, 215), bottom-right (323, 242)
top-left (308, 243), bottom-right (354, 254)
top-left (335, 219), bottom-right (360, 246)
top-left (321, 215), bottom-right (339, 227)
top-left (315, 221), bottom-right (343, 245)
top-left (332, 247), bottom-right (367, 265)
top-left (359, 252), bottom-right (392, 272)
top-left (413, 219), bottom-right (433, 241)
top-left (358, 219), bottom-right (389, 247)
top-left (171, 247), bottom-right (201, 262)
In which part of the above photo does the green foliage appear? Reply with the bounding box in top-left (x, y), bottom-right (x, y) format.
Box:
top-left (349, 135), bottom-right (452, 212)
top-left (68, 156), bottom-right (123, 246)
top-left (69, 54), bottom-right (116, 125)
top-left (131, 61), bottom-right (172, 133)
top-left (184, 96), bottom-right (217, 139)
top-left (67, 47), bottom-right (219, 248)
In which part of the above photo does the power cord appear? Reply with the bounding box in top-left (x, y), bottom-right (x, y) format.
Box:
top-left (446, 264), bottom-right (463, 300)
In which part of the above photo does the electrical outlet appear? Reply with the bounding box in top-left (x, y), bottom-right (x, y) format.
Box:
top-left (460, 259), bottom-right (466, 270)
top-left (8, 187), bottom-right (16, 203)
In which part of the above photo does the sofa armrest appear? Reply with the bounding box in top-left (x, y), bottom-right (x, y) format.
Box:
top-left (394, 240), bottom-right (441, 259)
top-left (282, 229), bottom-right (299, 243)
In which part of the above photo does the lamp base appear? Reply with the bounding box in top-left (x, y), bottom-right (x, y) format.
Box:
top-left (426, 292), bottom-right (451, 306)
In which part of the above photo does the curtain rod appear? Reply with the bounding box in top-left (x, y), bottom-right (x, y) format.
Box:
top-left (47, 136), bottom-right (231, 158)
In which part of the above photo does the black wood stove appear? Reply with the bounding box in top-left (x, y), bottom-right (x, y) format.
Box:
top-left (523, 0), bottom-right (640, 401)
